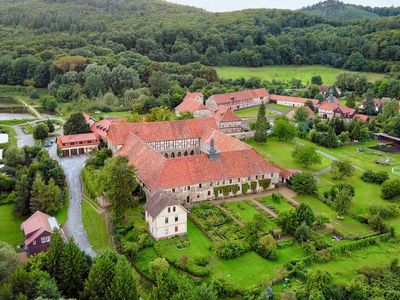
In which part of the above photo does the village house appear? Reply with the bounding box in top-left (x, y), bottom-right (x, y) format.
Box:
top-left (20, 211), bottom-right (64, 256)
top-left (175, 92), bottom-right (212, 118)
top-left (144, 191), bottom-right (187, 240)
top-left (205, 88), bottom-right (269, 111)
top-left (57, 132), bottom-right (100, 157)
top-left (212, 105), bottom-right (243, 134)
top-left (268, 94), bottom-right (319, 108)
top-left (358, 98), bottom-right (382, 113)
top-left (106, 118), bottom-right (282, 204)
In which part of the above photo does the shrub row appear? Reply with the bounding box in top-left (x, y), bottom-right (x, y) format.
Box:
top-left (361, 170), bottom-right (389, 184)
top-left (213, 239), bottom-right (250, 259)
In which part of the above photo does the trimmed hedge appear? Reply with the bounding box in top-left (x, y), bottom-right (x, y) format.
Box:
top-left (213, 184), bottom-right (240, 198)
top-left (258, 179), bottom-right (271, 190)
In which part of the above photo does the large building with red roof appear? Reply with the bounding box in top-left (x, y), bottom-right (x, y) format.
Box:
top-left (107, 118), bottom-right (282, 203)
top-left (268, 94), bottom-right (319, 108)
top-left (57, 132), bottom-right (100, 156)
top-left (206, 88), bottom-right (269, 111)
top-left (175, 92), bottom-right (212, 118)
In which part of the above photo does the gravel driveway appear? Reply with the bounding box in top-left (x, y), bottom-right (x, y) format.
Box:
top-left (59, 155), bottom-right (96, 258)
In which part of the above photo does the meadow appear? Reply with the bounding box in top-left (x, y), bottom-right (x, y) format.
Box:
top-left (215, 65), bottom-right (385, 84)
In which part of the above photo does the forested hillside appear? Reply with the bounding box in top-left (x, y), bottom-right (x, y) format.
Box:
top-left (302, 0), bottom-right (400, 21)
top-left (0, 0), bottom-right (400, 91)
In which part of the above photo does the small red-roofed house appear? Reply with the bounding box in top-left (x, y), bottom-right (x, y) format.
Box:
top-left (318, 102), bottom-right (338, 120)
top-left (175, 92), bottom-right (212, 118)
top-left (57, 132), bottom-right (100, 156)
top-left (212, 106), bottom-right (242, 134)
top-left (354, 114), bottom-right (369, 122)
top-left (20, 211), bottom-right (64, 256)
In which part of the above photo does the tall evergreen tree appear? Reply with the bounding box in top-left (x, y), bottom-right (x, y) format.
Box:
top-left (106, 256), bottom-right (138, 300)
top-left (63, 113), bottom-right (90, 135)
top-left (14, 174), bottom-right (31, 216)
top-left (30, 173), bottom-right (47, 213)
top-left (44, 230), bottom-right (65, 285)
top-left (254, 103), bottom-right (269, 143)
top-left (325, 127), bottom-right (338, 148)
top-left (59, 238), bottom-right (91, 298)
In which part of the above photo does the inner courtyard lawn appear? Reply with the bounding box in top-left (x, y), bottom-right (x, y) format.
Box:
top-left (318, 171), bottom-right (390, 217)
top-left (0, 204), bottom-right (24, 245)
top-left (307, 241), bottom-right (400, 284)
top-left (248, 138), bottom-right (332, 172)
top-left (234, 106), bottom-right (278, 119)
top-left (257, 196), bottom-right (294, 214)
top-left (296, 195), bottom-right (371, 236)
top-left (215, 65), bottom-right (384, 84)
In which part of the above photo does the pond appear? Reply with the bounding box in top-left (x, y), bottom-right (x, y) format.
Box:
top-left (0, 113), bottom-right (34, 120)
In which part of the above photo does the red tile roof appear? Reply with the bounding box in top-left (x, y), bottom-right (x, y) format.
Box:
top-left (57, 133), bottom-right (100, 148)
top-left (269, 94), bottom-right (319, 106)
top-left (210, 88), bottom-right (269, 105)
top-left (20, 211), bottom-right (56, 246)
top-left (280, 169), bottom-right (301, 179)
top-left (175, 93), bottom-right (208, 113)
top-left (213, 106), bottom-right (242, 122)
top-left (337, 106), bottom-right (355, 115)
top-left (319, 102), bottom-right (338, 111)
top-left (354, 114), bottom-right (369, 122)
top-left (108, 118), bottom-right (219, 145)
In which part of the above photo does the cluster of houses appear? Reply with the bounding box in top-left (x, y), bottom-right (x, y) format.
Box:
top-left (23, 86), bottom-right (391, 253)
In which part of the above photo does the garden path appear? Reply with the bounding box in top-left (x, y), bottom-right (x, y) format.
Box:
top-left (216, 204), bottom-right (244, 226)
top-left (250, 199), bottom-right (277, 218)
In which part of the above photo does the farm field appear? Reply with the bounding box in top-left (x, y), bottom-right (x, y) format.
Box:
top-left (0, 204), bottom-right (24, 245)
top-left (307, 241), bottom-right (400, 284)
top-left (248, 137), bottom-right (332, 172)
top-left (215, 65), bottom-right (385, 84)
top-left (296, 195), bottom-right (371, 236)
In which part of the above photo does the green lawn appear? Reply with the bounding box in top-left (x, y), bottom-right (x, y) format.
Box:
top-left (215, 65), bottom-right (385, 84)
top-left (296, 195), bottom-right (371, 236)
top-left (234, 106), bottom-right (278, 119)
top-left (225, 201), bottom-right (261, 223)
top-left (307, 241), bottom-right (400, 284)
top-left (81, 199), bottom-right (113, 252)
top-left (0, 119), bottom-right (35, 125)
top-left (0, 204), bottom-right (24, 245)
top-left (318, 171), bottom-right (390, 217)
top-left (257, 196), bottom-right (294, 214)
top-left (300, 139), bottom-right (400, 177)
top-left (248, 137), bottom-right (332, 172)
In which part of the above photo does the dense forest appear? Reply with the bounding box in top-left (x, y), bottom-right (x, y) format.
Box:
top-left (0, 0), bottom-right (400, 92)
top-left (302, 0), bottom-right (400, 21)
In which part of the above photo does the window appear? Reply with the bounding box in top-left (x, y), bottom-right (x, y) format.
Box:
top-left (199, 183), bottom-right (202, 188)
top-left (175, 216), bottom-right (178, 222)
top-left (41, 236), bottom-right (50, 243)
top-left (165, 217), bottom-right (169, 224)
top-left (208, 191), bottom-right (211, 196)
top-left (165, 228), bottom-right (169, 235)
top-left (187, 186), bottom-right (190, 191)
top-left (33, 240), bottom-right (36, 245)
top-left (172, 188), bottom-right (175, 193)
top-left (238, 178), bottom-right (241, 182)
top-left (168, 207), bottom-right (170, 213)
top-left (262, 175), bottom-right (265, 179)
top-left (256, 176), bottom-right (258, 180)
top-left (175, 226), bottom-right (179, 233)
top-left (173, 206), bottom-right (176, 212)
top-left (229, 179), bottom-right (232, 184)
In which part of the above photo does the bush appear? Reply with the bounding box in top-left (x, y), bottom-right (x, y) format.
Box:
top-left (330, 159), bottom-right (353, 180)
top-left (187, 263), bottom-right (210, 277)
top-left (149, 258), bottom-right (169, 277)
top-left (369, 204), bottom-right (400, 219)
top-left (288, 172), bottom-right (317, 195)
top-left (214, 240), bottom-right (249, 259)
top-left (193, 256), bottom-right (210, 267)
top-left (381, 179), bottom-right (400, 200)
top-left (361, 170), bottom-right (389, 184)
top-left (255, 234), bottom-right (277, 260)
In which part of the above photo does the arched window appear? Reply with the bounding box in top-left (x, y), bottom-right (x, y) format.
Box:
top-left (190, 150), bottom-right (194, 156)
top-left (164, 153), bottom-right (169, 158)
top-left (171, 153), bottom-right (175, 158)
top-left (177, 152), bottom-right (182, 157)
top-left (184, 151), bottom-right (188, 156)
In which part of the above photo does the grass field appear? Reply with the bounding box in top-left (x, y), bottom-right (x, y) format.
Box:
top-left (81, 199), bottom-right (113, 252)
top-left (296, 195), bottom-right (371, 236)
top-left (318, 171), bottom-right (389, 217)
top-left (234, 106), bottom-right (278, 119)
top-left (0, 204), bottom-right (24, 245)
top-left (0, 119), bottom-right (35, 125)
top-left (257, 196), bottom-right (294, 214)
top-left (225, 201), bottom-right (261, 223)
top-left (215, 65), bottom-right (385, 84)
top-left (248, 137), bottom-right (332, 172)
top-left (307, 241), bottom-right (400, 284)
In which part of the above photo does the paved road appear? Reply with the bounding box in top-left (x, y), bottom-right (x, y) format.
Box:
top-left (12, 124), bottom-right (35, 148)
top-left (59, 155), bottom-right (96, 258)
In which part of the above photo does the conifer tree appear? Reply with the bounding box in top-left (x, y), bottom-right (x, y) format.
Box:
top-left (59, 238), bottom-right (91, 298)
top-left (30, 173), bottom-right (46, 213)
top-left (254, 103), bottom-right (269, 143)
top-left (44, 230), bottom-right (65, 285)
top-left (325, 127), bottom-right (338, 148)
top-left (14, 174), bottom-right (31, 216)
top-left (106, 256), bottom-right (138, 300)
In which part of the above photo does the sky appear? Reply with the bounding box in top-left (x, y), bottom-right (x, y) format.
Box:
top-left (166, 0), bottom-right (400, 12)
